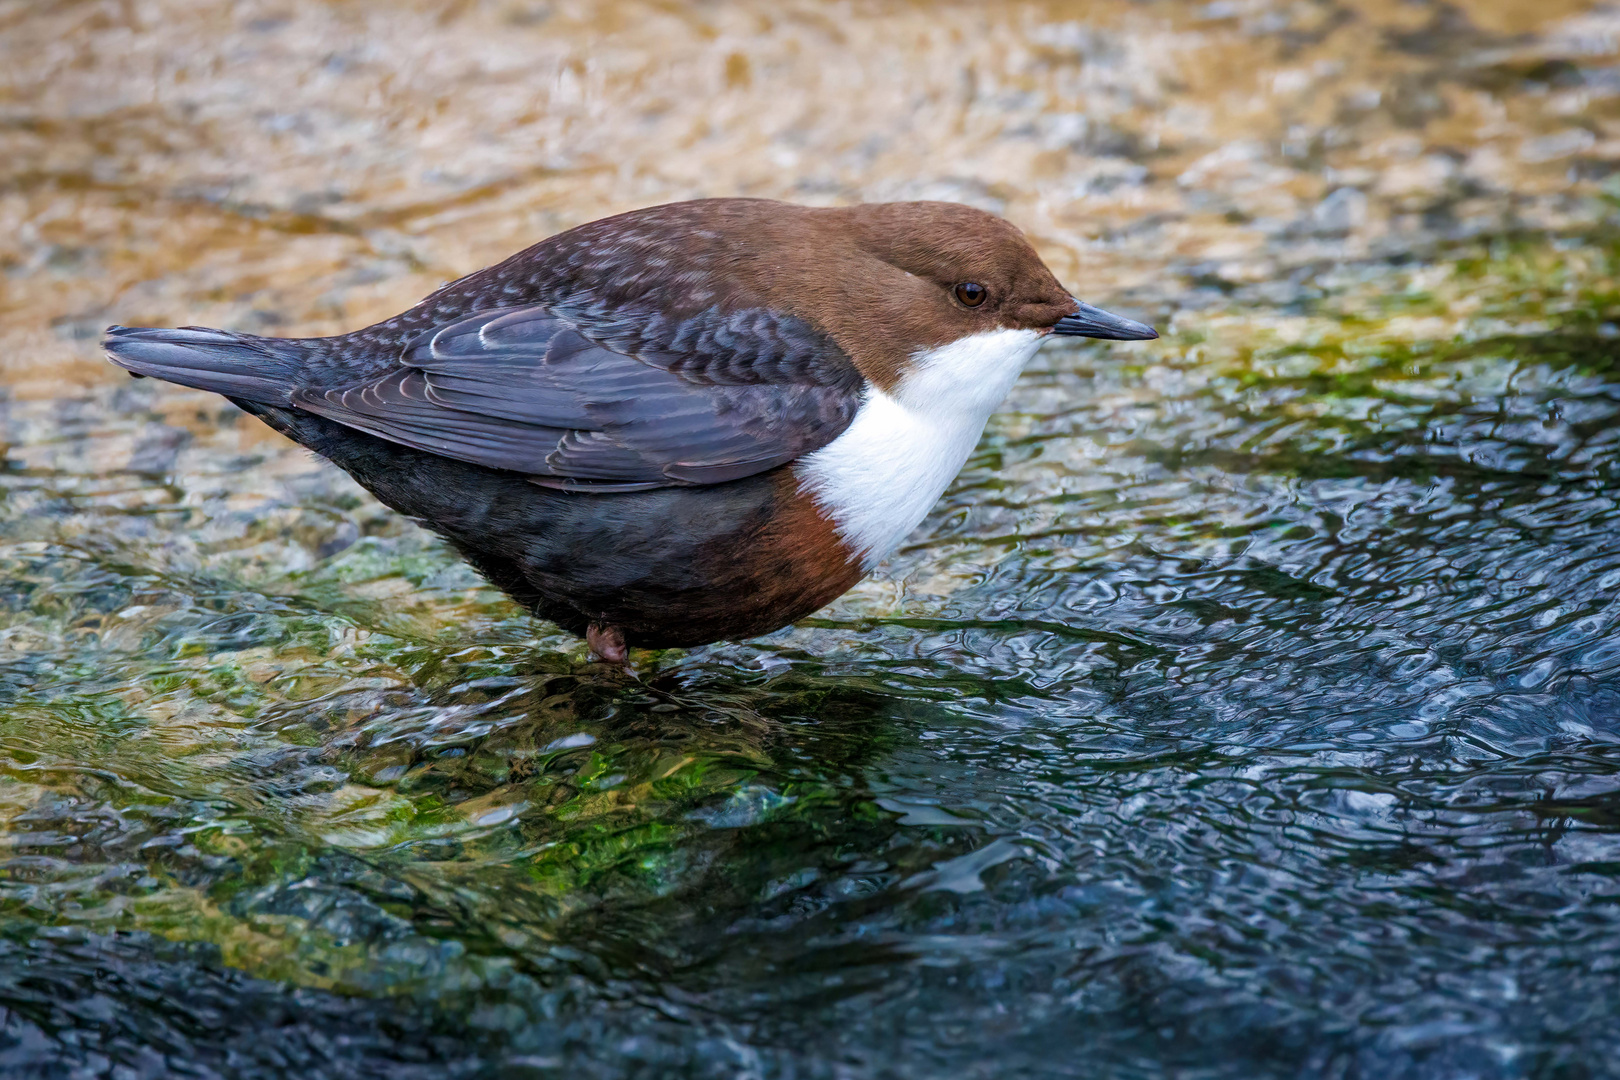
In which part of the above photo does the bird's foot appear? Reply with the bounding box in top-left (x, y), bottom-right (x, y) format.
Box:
top-left (586, 623), bottom-right (629, 665)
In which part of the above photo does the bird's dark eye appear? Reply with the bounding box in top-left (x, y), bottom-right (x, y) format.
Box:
top-left (954, 282), bottom-right (988, 308)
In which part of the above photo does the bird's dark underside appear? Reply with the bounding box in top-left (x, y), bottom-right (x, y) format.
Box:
top-left (238, 401), bottom-right (864, 654)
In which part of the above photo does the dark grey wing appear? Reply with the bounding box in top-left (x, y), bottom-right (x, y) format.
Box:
top-left (288, 305), bottom-right (861, 491)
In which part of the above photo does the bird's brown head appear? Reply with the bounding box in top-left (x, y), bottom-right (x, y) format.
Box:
top-left (806, 201), bottom-right (1085, 388)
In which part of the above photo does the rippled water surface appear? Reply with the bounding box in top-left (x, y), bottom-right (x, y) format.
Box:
top-left (4, 1), bottom-right (1620, 1076)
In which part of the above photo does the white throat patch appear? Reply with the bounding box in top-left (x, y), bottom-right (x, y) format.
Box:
top-left (795, 327), bottom-right (1043, 568)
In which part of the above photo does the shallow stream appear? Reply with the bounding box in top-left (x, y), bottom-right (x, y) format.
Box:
top-left (3, 2), bottom-right (1620, 1076)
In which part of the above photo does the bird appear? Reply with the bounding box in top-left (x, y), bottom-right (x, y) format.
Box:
top-left (103, 198), bottom-right (1157, 663)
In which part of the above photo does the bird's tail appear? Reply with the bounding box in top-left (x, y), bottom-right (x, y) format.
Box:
top-left (103, 325), bottom-right (301, 402)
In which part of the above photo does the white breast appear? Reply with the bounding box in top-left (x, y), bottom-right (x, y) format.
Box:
top-left (795, 327), bottom-right (1044, 569)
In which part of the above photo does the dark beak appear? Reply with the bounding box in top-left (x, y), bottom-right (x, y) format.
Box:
top-left (1051, 299), bottom-right (1159, 341)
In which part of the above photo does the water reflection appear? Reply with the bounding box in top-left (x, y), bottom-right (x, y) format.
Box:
top-left (3, 0), bottom-right (1620, 1076)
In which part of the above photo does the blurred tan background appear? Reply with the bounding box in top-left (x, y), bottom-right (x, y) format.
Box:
top-left (2, 0), bottom-right (1615, 401)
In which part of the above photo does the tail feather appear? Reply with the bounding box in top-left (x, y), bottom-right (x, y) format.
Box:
top-left (103, 325), bottom-right (301, 402)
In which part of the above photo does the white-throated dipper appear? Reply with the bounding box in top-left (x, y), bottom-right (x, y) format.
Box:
top-left (104, 198), bottom-right (1157, 662)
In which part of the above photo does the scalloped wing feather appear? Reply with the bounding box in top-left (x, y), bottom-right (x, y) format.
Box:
top-left (291, 304), bottom-right (861, 488)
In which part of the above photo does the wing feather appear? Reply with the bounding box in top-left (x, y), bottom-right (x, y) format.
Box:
top-left (288, 304), bottom-right (860, 488)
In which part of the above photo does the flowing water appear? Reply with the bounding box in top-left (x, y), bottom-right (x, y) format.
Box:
top-left (3, 1), bottom-right (1620, 1076)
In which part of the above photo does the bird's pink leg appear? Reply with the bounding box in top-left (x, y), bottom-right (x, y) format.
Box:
top-left (586, 623), bottom-right (628, 664)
